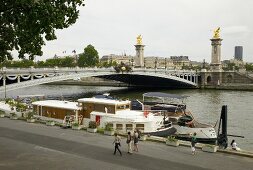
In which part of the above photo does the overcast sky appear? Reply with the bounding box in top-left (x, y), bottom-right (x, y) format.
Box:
top-left (39, 0), bottom-right (253, 62)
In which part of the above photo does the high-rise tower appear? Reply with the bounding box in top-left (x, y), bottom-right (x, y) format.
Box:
top-left (234, 46), bottom-right (243, 61)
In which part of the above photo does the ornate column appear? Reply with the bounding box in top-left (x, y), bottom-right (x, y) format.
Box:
top-left (134, 35), bottom-right (145, 67)
top-left (210, 27), bottom-right (222, 71)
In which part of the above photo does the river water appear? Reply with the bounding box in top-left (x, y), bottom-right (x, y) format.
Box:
top-left (1, 85), bottom-right (252, 151)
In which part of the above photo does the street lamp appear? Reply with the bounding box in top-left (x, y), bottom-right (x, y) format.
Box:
top-left (165, 58), bottom-right (167, 70)
top-left (155, 57), bottom-right (158, 70)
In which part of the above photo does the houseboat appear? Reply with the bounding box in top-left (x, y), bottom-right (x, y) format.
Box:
top-left (32, 96), bottom-right (176, 136)
top-left (131, 92), bottom-right (217, 143)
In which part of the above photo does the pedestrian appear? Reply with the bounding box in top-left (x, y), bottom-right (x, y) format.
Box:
top-left (231, 139), bottom-right (241, 151)
top-left (133, 130), bottom-right (139, 152)
top-left (126, 131), bottom-right (133, 154)
top-left (113, 133), bottom-right (122, 156)
top-left (191, 132), bottom-right (197, 155)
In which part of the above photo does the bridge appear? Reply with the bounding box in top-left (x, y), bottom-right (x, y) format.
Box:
top-left (0, 67), bottom-right (199, 93)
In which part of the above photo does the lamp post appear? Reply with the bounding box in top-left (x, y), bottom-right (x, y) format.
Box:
top-left (155, 57), bottom-right (158, 72)
top-left (165, 58), bottom-right (167, 70)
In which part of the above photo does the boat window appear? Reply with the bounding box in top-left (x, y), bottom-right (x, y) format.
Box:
top-left (126, 124), bottom-right (133, 131)
top-left (125, 105), bottom-right (129, 109)
top-left (116, 124), bottom-right (123, 130)
top-left (136, 124), bottom-right (144, 132)
top-left (117, 105), bottom-right (125, 109)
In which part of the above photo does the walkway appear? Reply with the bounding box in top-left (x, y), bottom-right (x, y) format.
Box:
top-left (0, 118), bottom-right (252, 170)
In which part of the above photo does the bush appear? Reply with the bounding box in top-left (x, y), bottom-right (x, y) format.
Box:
top-left (88, 121), bottom-right (97, 129)
top-left (105, 123), bottom-right (113, 131)
top-left (27, 111), bottom-right (34, 119)
top-left (0, 110), bottom-right (5, 115)
top-left (72, 122), bottom-right (79, 127)
top-left (10, 112), bottom-right (17, 117)
top-left (168, 136), bottom-right (178, 142)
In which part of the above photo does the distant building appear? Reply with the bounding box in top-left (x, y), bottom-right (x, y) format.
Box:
top-left (100, 54), bottom-right (134, 65)
top-left (170, 56), bottom-right (190, 68)
top-left (144, 57), bottom-right (173, 69)
top-left (234, 46), bottom-right (243, 61)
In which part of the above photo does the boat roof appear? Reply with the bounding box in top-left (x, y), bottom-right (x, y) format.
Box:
top-left (90, 110), bottom-right (156, 122)
top-left (32, 100), bottom-right (80, 110)
top-left (78, 98), bottom-right (130, 105)
top-left (143, 92), bottom-right (188, 99)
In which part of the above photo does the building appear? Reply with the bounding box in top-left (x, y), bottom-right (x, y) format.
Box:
top-left (100, 54), bottom-right (134, 65)
top-left (234, 46), bottom-right (243, 61)
top-left (170, 56), bottom-right (190, 69)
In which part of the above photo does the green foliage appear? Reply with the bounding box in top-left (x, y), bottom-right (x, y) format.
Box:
top-left (245, 63), bottom-right (253, 71)
top-left (222, 63), bottom-right (239, 71)
top-left (167, 136), bottom-right (178, 142)
top-left (78, 45), bottom-right (99, 67)
top-left (27, 111), bottom-right (34, 119)
top-left (0, 0), bottom-right (85, 62)
top-left (114, 62), bottom-right (132, 73)
top-left (88, 121), bottom-right (98, 129)
top-left (72, 122), bottom-right (79, 127)
top-left (10, 112), bottom-right (17, 117)
top-left (105, 123), bottom-right (114, 131)
top-left (97, 128), bottom-right (104, 134)
top-left (98, 60), bottom-right (117, 68)
top-left (0, 110), bottom-right (5, 115)
top-left (204, 144), bottom-right (217, 148)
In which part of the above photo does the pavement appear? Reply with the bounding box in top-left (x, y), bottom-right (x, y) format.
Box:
top-left (0, 118), bottom-right (252, 170)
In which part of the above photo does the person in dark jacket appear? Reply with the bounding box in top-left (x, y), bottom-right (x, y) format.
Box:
top-left (191, 132), bottom-right (197, 155)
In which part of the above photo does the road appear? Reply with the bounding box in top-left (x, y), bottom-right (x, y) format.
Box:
top-left (0, 118), bottom-right (252, 170)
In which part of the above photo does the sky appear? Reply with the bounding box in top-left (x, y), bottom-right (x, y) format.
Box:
top-left (38, 0), bottom-right (253, 62)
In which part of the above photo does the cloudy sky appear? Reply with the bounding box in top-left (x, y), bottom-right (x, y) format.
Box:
top-left (40, 0), bottom-right (253, 62)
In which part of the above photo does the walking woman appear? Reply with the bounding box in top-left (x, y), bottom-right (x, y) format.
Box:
top-left (113, 133), bottom-right (122, 156)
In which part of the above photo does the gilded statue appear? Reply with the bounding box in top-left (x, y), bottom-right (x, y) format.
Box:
top-left (213, 27), bottom-right (220, 39)
top-left (136, 35), bottom-right (142, 45)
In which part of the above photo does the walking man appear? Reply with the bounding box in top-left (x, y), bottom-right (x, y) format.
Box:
top-left (191, 132), bottom-right (197, 155)
top-left (113, 133), bottom-right (122, 156)
top-left (126, 131), bottom-right (133, 154)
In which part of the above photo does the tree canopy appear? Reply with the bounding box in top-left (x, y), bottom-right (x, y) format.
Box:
top-left (78, 44), bottom-right (99, 67)
top-left (0, 0), bottom-right (85, 62)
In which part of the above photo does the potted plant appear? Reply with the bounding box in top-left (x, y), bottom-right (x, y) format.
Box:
top-left (46, 120), bottom-right (55, 126)
top-left (166, 136), bottom-right (180, 147)
top-left (72, 122), bottom-right (82, 130)
top-left (0, 110), bottom-right (5, 118)
top-left (10, 112), bottom-right (18, 120)
top-left (87, 121), bottom-right (98, 133)
top-left (26, 111), bottom-right (36, 123)
top-left (104, 123), bottom-right (114, 136)
top-left (202, 144), bottom-right (218, 153)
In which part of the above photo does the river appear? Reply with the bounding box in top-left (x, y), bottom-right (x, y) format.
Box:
top-left (1, 85), bottom-right (252, 151)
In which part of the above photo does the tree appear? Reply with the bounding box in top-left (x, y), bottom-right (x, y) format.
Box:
top-left (0, 0), bottom-right (85, 62)
top-left (78, 44), bottom-right (99, 67)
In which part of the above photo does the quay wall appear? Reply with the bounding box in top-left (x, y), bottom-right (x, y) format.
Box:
top-left (200, 71), bottom-right (253, 91)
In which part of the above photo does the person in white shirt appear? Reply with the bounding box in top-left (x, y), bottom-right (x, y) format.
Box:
top-left (231, 139), bottom-right (241, 151)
